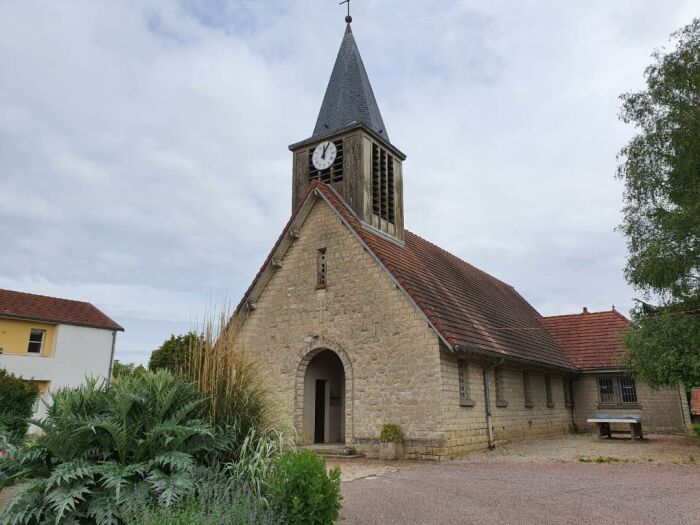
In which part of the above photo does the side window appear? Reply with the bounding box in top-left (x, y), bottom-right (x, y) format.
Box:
top-left (545, 375), bottom-right (554, 407)
top-left (523, 371), bottom-right (533, 407)
top-left (597, 377), bottom-right (617, 404)
top-left (458, 360), bottom-right (474, 406)
top-left (316, 248), bottom-right (327, 289)
top-left (620, 377), bottom-right (638, 404)
top-left (27, 329), bottom-right (45, 354)
top-left (598, 376), bottom-right (638, 405)
top-left (563, 378), bottom-right (574, 408)
top-left (494, 367), bottom-right (507, 407)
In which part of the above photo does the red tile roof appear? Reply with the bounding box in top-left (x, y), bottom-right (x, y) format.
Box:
top-left (237, 181), bottom-right (574, 370)
top-left (0, 289), bottom-right (123, 331)
top-left (540, 309), bottom-right (629, 369)
top-left (691, 387), bottom-right (700, 416)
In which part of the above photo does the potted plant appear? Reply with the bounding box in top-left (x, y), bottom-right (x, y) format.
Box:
top-left (379, 423), bottom-right (403, 460)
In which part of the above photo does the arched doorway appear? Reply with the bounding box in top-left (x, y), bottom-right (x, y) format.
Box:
top-left (302, 350), bottom-right (345, 444)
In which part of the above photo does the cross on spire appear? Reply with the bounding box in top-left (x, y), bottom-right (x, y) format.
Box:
top-left (339, 0), bottom-right (352, 24)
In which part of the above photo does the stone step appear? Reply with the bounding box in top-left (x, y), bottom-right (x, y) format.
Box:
top-left (302, 444), bottom-right (363, 458)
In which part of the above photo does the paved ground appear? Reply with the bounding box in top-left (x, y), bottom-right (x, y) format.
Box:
top-left (332, 434), bottom-right (700, 525)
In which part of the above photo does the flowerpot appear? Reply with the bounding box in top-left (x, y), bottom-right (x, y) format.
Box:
top-left (379, 442), bottom-right (403, 460)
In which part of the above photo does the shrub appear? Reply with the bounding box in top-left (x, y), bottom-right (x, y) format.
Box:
top-left (379, 424), bottom-right (402, 444)
top-left (268, 451), bottom-right (342, 525)
top-left (184, 310), bottom-right (271, 435)
top-left (0, 371), bottom-right (237, 525)
top-left (149, 332), bottom-right (200, 374)
top-left (0, 368), bottom-right (39, 441)
top-left (121, 468), bottom-right (281, 525)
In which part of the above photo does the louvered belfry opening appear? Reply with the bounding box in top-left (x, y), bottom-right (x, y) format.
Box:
top-left (308, 139), bottom-right (344, 184)
top-left (371, 142), bottom-right (395, 225)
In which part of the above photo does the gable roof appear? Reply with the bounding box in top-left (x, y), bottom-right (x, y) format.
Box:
top-left (0, 289), bottom-right (123, 331)
top-left (312, 24), bottom-right (389, 142)
top-left (540, 309), bottom-right (629, 370)
top-left (234, 181), bottom-right (574, 371)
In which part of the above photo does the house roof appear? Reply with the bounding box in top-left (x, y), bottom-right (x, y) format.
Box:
top-left (235, 181), bottom-right (574, 371)
top-left (0, 289), bottom-right (123, 331)
top-left (691, 387), bottom-right (700, 416)
top-left (540, 309), bottom-right (629, 370)
top-left (312, 24), bottom-right (389, 142)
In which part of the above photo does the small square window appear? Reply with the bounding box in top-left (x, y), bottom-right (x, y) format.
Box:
top-left (27, 329), bottom-right (45, 354)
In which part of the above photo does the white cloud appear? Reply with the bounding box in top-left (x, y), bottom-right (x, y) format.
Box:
top-left (0, 0), bottom-right (696, 364)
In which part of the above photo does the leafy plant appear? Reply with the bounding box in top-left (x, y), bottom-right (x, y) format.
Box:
top-left (379, 424), bottom-right (402, 444)
top-left (268, 451), bottom-right (342, 525)
top-left (0, 371), bottom-right (237, 525)
top-left (121, 468), bottom-right (281, 525)
top-left (111, 360), bottom-right (147, 380)
top-left (0, 367), bottom-right (39, 442)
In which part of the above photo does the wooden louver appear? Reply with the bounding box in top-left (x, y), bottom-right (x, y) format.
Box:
top-left (371, 143), bottom-right (396, 224)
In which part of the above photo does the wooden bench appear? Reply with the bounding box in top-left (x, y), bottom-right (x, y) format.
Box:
top-left (587, 414), bottom-right (643, 440)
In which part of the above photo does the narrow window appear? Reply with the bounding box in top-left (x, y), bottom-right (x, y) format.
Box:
top-left (563, 378), bottom-right (574, 408)
top-left (27, 329), bottom-right (45, 354)
top-left (619, 377), bottom-right (638, 404)
top-left (316, 248), bottom-right (327, 289)
top-left (458, 360), bottom-right (473, 406)
top-left (494, 367), bottom-right (507, 407)
top-left (523, 371), bottom-right (533, 407)
top-left (597, 377), bottom-right (616, 404)
top-left (545, 375), bottom-right (554, 407)
top-left (371, 143), bottom-right (396, 224)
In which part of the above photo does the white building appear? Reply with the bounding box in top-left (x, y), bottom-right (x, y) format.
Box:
top-left (0, 289), bottom-right (123, 420)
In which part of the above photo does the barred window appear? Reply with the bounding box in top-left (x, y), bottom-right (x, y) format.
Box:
top-left (597, 376), bottom-right (638, 405)
top-left (316, 248), bottom-right (327, 289)
top-left (545, 375), bottom-right (554, 407)
top-left (458, 360), bottom-right (473, 406)
top-left (523, 371), bottom-right (533, 407)
top-left (494, 367), bottom-right (507, 407)
top-left (371, 143), bottom-right (396, 224)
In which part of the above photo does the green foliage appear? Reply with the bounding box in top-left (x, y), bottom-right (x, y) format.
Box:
top-left (121, 469), bottom-right (281, 525)
top-left (268, 451), bottom-right (342, 525)
top-left (693, 424), bottom-right (700, 439)
top-left (111, 360), bottom-right (147, 380)
top-left (149, 332), bottom-right (200, 374)
top-left (0, 371), bottom-right (238, 525)
top-left (379, 424), bottom-right (402, 444)
top-left (617, 19), bottom-right (700, 388)
top-left (0, 367), bottom-right (39, 441)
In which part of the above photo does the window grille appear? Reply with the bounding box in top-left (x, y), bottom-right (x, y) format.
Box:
top-left (545, 375), bottom-right (554, 407)
top-left (27, 329), bottom-right (45, 354)
top-left (371, 143), bottom-right (396, 224)
top-left (599, 376), bottom-right (639, 405)
top-left (597, 377), bottom-right (617, 404)
top-left (308, 139), bottom-right (344, 184)
top-left (316, 248), bottom-right (327, 289)
top-left (620, 377), bottom-right (638, 404)
top-left (494, 367), bottom-right (507, 407)
top-left (523, 371), bottom-right (533, 407)
top-left (458, 360), bottom-right (472, 406)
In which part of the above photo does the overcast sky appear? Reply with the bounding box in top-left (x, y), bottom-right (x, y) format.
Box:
top-left (0, 0), bottom-right (696, 365)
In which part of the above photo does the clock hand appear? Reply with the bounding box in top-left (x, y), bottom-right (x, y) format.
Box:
top-left (322, 143), bottom-right (330, 158)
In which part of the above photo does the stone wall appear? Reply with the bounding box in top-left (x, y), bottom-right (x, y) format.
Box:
top-left (572, 374), bottom-right (691, 433)
top-left (233, 200), bottom-right (445, 453)
top-left (437, 351), bottom-right (573, 458)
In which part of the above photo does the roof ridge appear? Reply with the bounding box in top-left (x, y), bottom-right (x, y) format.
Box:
top-left (0, 288), bottom-right (93, 307)
top-left (543, 309), bottom-right (627, 320)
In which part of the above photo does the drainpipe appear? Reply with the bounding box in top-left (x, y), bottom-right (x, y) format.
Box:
top-left (482, 358), bottom-right (504, 450)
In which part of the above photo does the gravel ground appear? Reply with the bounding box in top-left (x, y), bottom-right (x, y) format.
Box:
top-left (335, 434), bottom-right (700, 524)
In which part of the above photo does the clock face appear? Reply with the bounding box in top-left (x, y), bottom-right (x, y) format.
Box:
top-left (312, 141), bottom-right (337, 170)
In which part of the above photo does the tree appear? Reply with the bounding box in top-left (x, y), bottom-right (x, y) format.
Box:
top-left (617, 19), bottom-right (700, 389)
top-left (149, 332), bottom-right (200, 374)
top-left (0, 367), bottom-right (39, 440)
top-left (111, 359), bottom-right (147, 380)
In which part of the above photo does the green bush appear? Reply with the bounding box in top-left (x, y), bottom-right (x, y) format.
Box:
top-left (379, 424), bottom-right (402, 444)
top-left (268, 451), bottom-right (342, 525)
top-left (121, 468), bottom-right (280, 525)
top-left (0, 368), bottom-right (39, 441)
top-left (0, 370), bottom-right (238, 525)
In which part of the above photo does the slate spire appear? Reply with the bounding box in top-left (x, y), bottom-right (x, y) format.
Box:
top-left (313, 24), bottom-right (389, 141)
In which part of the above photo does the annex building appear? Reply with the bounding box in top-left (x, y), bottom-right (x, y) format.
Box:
top-left (229, 21), bottom-right (692, 459)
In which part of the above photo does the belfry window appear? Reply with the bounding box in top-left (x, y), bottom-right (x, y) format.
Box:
top-left (316, 248), bottom-right (327, 289)
top-left (308, 139), bottom-right (344, 184)
top-left (371, 143), bottom-right (395, 224)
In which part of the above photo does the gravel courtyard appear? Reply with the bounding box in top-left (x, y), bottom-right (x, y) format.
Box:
top-left (331, 434), bottom-right (700, 525)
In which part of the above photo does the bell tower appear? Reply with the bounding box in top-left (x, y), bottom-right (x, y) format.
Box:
top-left (289, 21), bottom-right (406, 242)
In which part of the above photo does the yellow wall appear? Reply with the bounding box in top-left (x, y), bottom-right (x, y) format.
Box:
top-left (0, 318), bottom-right (56, 357)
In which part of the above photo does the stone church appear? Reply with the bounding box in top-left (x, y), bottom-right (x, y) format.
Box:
top-left (230, 21), bottom-right (692, 459)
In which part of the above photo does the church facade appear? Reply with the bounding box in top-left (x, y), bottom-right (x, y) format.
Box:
top-left (229, 22), bottom-right (692, 459)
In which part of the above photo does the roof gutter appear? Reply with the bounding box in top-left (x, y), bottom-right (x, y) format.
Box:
top-left (454, 344), bottom-right (575, 374)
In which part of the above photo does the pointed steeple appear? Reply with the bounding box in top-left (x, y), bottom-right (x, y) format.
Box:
top-left (312, 24), bottom-right (389, 141)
